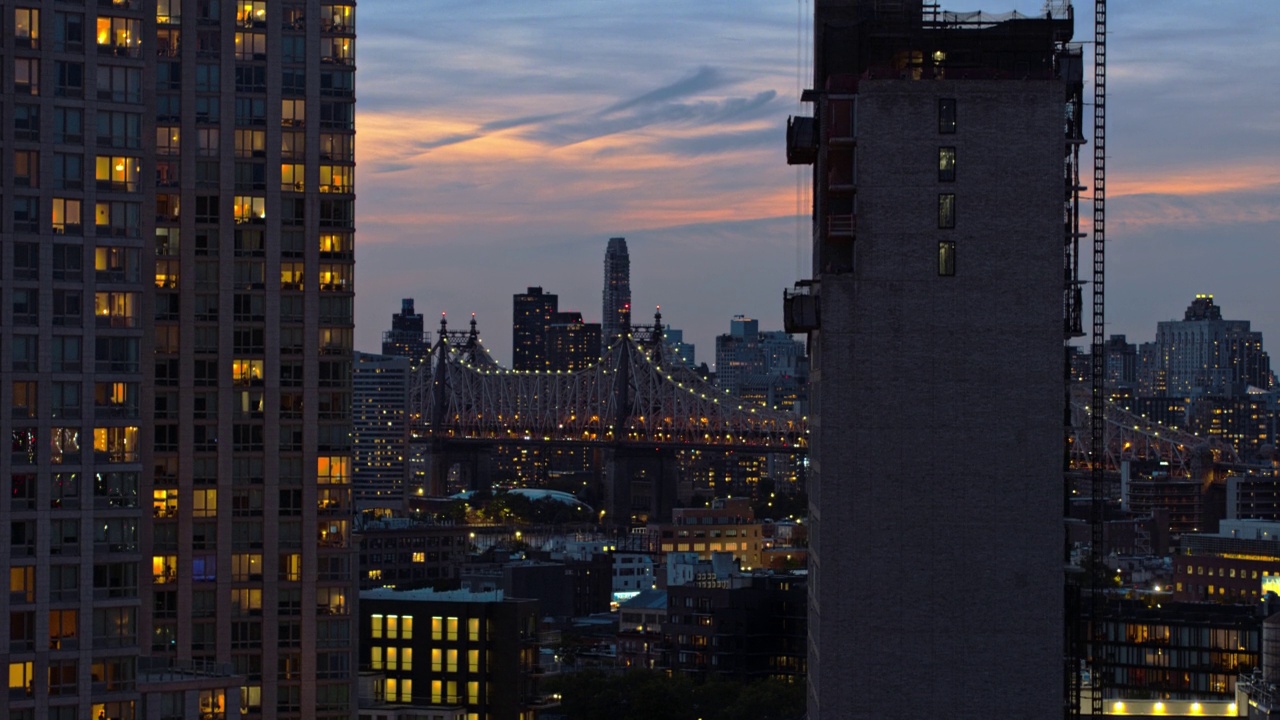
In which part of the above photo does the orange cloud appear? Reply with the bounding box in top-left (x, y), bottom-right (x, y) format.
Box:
top-left (1109, 162), bottom-right (1280, 198)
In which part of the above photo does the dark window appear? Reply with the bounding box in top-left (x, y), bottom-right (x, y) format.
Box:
top-left (938, 147), bottom-right (956, 182)
top-left (14, 105), bottom-right (40, 141)
top-left (157, 94), bottom-right (181, 121)
top-left (158, 61), bottom-right (181, 89)
top-left (938, 193), bottom-right (955, 229)
top-left (939, 98), bottom-right (956, 134)
top-left (938, 241), bottom-right (956, 276)
top-left (55, 61), bottom-right (85, 97)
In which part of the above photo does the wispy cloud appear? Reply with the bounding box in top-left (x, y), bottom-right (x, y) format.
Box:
top-left (600, 66), bottom-right (730, 114)
top-left (353, 0), bottom-right (1280, 362)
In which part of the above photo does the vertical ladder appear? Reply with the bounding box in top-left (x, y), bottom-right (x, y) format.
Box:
top-left (1090, 0), bottom-right (1108, 716)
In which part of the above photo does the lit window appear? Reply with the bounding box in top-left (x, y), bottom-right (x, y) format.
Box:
top-left (319, 165), bottom-right (353, 192)
top-left (938, 147), bottom-right (955, 182)
top-left (281, 163), bottom-right (305, 191)
top-left (152, 555), bottom-right (177, 583)
top-left (938, 241), bottom-right (956, 276)
top-left (447, 617), bottom-right (458, 641)
top-left (15, 8), bottom-right (39, 47)
top-left (95, 156), bottom-right (141, 191)
top-left (233, 359), bottom-right (265, 386)
top-left (938, 193), bottom-right (955, 229)
top-left (97, 17), bottom-right (141, 55)
top-left (318, 456), bottom-right (350, 483)
top-left (157, 127), bottom-right (180, 154)
top-left (234, 31), bottom-right (266, 61)
top-left (468, 617), bottom-right (480, 641)
top-left (15, 57), bottom-right (39, 95)
top-left (282, 99), bottom-right (306, 127)
top-left (153, 490), bottom-right (179, 518)
top-left (371, 615), bottom-right (384, 639)
top-left (8, 661), bottom-right (34, 694)
top-left (233, 195), bottom-right (265, 223)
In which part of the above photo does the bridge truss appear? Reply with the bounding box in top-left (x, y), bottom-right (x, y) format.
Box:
top-left (409, 315), bottom-right (807, 452)
top-left (1066, 386), bottom-right (1240, 476)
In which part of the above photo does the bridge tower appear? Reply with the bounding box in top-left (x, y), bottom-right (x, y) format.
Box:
top-left (602, 307), bottom-right (680, 525)
top-left (424, 314), bottom-right (493, 496)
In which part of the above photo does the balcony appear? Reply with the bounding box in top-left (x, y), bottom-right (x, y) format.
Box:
top-left (783, 281), bottom-right (820, 334)
top-left (828, 213), bottom-right (856, 237)
top-left (786, 116), bottom-right (816, 165)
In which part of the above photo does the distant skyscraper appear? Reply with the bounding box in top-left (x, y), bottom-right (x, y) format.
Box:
top-left (714, 316), bottom-right (805, 407)
top-left (547, 311), bottom-right (603, 371)
top-left (382, 298), bottom-right (430, 365)
top-left (353, 352), bottom-right (414, 510)
top-left (1147, 295), bottom-right (1272, 397)
top-left (512, 287), bottom-right (558, 370)
top-left (790, 3), bottom-right (1076, 718)
top-left (1105, 334), bottom-right (1139, 390)
top-left (664, 328), bottom-right (697, 368)
top-left (603, 237), bottom-right (631, 351)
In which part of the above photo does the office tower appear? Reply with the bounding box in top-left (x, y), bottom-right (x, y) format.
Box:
top-left (546, 311), bottom-right (602, 371)
top-left (512, 286), bottom-right (557, 370)
top-left (1147, 295), bottom-right (1271, 398)
top-left (2, 2), bottom-right (358, 717)
top-left (353, 352), bottom-right (414, 511)
top-left (714, 316), bottom-right (760, 395)
top-left (787, 4), bottom-right (1076, 718)
top-left (382, 298), bottom-right (430, 365)
top-left (663, 327), bottom-right (696, 368)
top-left (1105, 334), bottom-right (1138, 390)
top-left (602, 237), bottom-right (630, 352)
top-left (714, 316), bottom-right (804, 401)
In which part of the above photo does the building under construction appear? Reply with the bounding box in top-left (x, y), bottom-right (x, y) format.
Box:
top-left (785, 2), bottom-right (1084, 718)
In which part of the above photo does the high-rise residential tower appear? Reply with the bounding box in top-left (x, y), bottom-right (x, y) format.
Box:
top-left (602, 236), bottom-right (630, 352)
top-left (2, 2), bottom-right (358, 717)
top-left (787, 3), bottom-right (1078, 718)
top-left (512, 286), bottom-right (557, 370)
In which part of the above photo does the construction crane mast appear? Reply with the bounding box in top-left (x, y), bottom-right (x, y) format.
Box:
top-left (1090, 0), bottom-right (1108, 716)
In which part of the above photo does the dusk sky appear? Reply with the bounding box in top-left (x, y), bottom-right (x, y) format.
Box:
top-left (355, 1), bottom-right (1279, 366)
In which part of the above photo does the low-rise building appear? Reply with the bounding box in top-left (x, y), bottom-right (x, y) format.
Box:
top-left (360, 588), bottom-right (552, 720)
top-left (1175, 520), bottom-right (1280, 603)
top-left (657, 552), bottom-right (805, 682)
top-left (1088, 600), bottom-right (1260, 701)
top-left (616, 589), bottom-right (667, 670)
top-left (357, 518), bottom-right (472, 590)
top-left (649, 498), bottom-right (765, 569)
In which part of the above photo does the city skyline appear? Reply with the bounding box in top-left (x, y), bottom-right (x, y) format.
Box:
top-left (355, 0), bottom-right (1279, 365)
